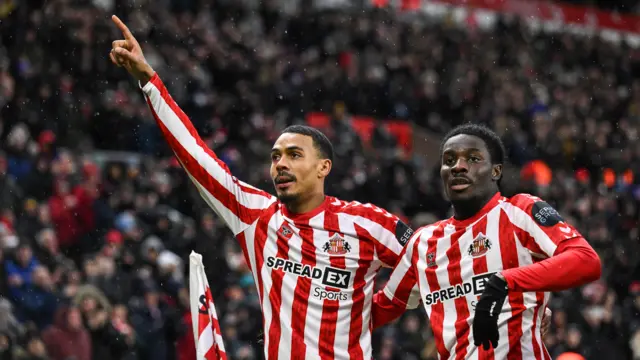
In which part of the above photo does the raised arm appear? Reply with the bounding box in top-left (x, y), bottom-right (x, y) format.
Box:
top-left (109, 15), bottom-right (275, 235)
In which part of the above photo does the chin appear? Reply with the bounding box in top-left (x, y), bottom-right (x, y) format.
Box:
top-left (277, 192), bottom-right (299, 204)
top-left (446, 189), bottom-right (476, 203)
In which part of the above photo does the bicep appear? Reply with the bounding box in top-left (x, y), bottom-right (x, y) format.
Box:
top-left (505, 198), bottom-right (581, 258)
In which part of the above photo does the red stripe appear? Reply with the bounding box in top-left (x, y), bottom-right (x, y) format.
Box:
top-left (266, 215), bottom-right (290, 360)
top-left (149, 74), bottom-right (272, 204)
top-left (318, 210), bottom-right (343, 359)
top-left (290, 217), bottom-right (317, 359)
top-left (348, 224), bottom-right (374, 360)
top-left (531, 292), bottom-right (545, 360)
top-left (145, 80), bottom-right (269, 225)
top-left (498, 210), bottom-right (524, 359)
top-left (424, 224), bottom-right (450, 359)
top-left (470, 217), bottom-right (494, 360)
top-left (445, 230), bottom-right (471, 360)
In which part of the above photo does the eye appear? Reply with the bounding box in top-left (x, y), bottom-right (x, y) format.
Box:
top-left (271, 154), bottom-right (280, 162)
top-left (291, 153), bottom-right (301, 159)
top-left (443, 156), bottom-right (456, 166)
top-left (469, 156), bottom-right (482, 163)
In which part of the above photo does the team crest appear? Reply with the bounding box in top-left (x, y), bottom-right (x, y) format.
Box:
top-left (278, 223), bottom-right (294, 239)
top-left (468, 233), bottom-right (492, 258)
top-left (427, 252), bottom-right (436, 268)
top-left (323, 234), bottom-right (351, 255)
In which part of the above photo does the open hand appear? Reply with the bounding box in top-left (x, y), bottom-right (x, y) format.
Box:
top-left (110, 15), bottom-right (154, 84)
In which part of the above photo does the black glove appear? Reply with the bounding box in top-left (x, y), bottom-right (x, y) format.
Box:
top-left (473, 274), bottom-right (508, 350)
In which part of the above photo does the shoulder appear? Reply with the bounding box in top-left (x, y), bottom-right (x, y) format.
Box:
top-left (410, 221), bottom-right (448, 243)
top-left (330, 198), bottom-right (398, 222)
top-left (506, 193), bottom-right (543, 209)
top-left (504, 193), bottom-right (564, 227)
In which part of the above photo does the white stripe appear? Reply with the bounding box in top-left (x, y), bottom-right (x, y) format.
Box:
top-left (501, 202), bottom-right (558, 257)
top-left (259, 215), bottom-right (281, 359)
top-left (513, 230), bottom-right (543, 359)
top-left (360, 250), bottom-right (377, 359)
top-left (353, 216), bottom-right (399, 262)
top-left (243, 222), bottom-right (261, 302)
top-left (415, 226), bottom-right (437, 320)
top-left (143, 82), bottom-right (275, 230)
top-left (198, 325), bottom-right (215, 356)
top-left (456, 227), bottom-right (479, 360)
top-left (302, 212), bottom-right (325, 360)
top-left (519, 290), bottom-right (539, 360)
top-left (436, 225), bottom-right (457, 355)
top-left (335, 214), bottom-right (358, 360)
top-left (484, 207), bottom-right (510, 359)
top-left (277, 219), bottom-right (300, 360)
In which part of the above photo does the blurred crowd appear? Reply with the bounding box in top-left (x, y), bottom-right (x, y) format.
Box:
top-left (1, 0), bottom-right (640, 359)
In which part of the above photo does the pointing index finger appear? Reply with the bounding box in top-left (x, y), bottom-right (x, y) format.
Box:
top-left (111, 15), bottom-right (135, 41)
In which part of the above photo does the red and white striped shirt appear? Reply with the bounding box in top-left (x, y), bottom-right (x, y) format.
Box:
top-left (141, 73), bottom-right (415, 360)
top-left (382, 192), bottom-right (587, 360)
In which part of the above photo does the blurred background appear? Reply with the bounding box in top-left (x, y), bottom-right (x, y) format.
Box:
top-left (1, 0), bottom-right (640, 359)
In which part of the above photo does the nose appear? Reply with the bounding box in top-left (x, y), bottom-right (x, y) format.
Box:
top-left (275, 157), bottom-right (290, 172)
top-left (451, 158), bottom-right (469, 174)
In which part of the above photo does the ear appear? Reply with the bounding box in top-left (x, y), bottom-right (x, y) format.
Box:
top-left (317, 159), bottom-right (332, 179)
top-left (492, 164), bottom-right (503, 181)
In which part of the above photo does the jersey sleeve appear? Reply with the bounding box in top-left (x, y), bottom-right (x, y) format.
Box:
top-left (504, 193), bottom-right (583, 258)
top-left (381, 228), bottom-right (423, 310)
top-left (347, 202), bottom-right (415, 267)
top-left (141, 74), bottom-right (276, 235)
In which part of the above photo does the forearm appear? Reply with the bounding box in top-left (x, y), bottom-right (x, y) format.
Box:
top-left (371, 290), bottom-right (407, 329)
top-left (140, 73), bottom-right (273, 234)
top-left (502, 237), bottom-right (601, 292)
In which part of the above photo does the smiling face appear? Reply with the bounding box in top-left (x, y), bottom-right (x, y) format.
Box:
top-left (270, 133), bottom-right (332, 205)
top-left (440, 134), bottom-right (502, 203)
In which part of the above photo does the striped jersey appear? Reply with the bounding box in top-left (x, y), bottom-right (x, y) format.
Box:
top-left (383, 192), bottom-right (582, 360)
top-left (141, 74), bottom-right (415, 360)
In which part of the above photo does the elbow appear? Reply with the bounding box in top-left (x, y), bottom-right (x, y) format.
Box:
top-left (585, 250), bottom-right (602, 283)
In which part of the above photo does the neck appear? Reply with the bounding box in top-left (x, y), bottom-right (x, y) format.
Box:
top-left (452, 191), bottom-right (499, 221)
top-left (284, 192), bottom-right (326, 215)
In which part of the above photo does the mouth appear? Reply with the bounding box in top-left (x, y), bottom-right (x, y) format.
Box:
top-left (449, 177), bottom-right (472, 191)
top-left (275, 177), bottom-right (295, 190)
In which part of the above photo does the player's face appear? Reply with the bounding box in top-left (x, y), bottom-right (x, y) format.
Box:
top-left (270, 133), bottom-right (331, 204)
top-left (440, 134), bottom-right (501, 203)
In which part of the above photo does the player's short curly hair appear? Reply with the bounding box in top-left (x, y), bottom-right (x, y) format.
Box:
top-left (281, 125), bottom-right (334, 162)
top-left (439, 123), bottom-right (506, 166)
top-left (439, 123), bottom-right (507, 187)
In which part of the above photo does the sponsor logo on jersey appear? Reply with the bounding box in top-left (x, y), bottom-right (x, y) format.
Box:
top-left (265, 256), bottom-right (351, 289)
top-left (531, 201), bottom-right (564, 227)
top-left (424, 272), bottom-right (495, 306)
top-left (467, 233), bottom-right (492, 258)
top-left (395, 220), bottom-right (414, 246)
top-left (323, 234), bottom-right (351, 255)
top-left (313, 286), bottom-right (349, 301)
